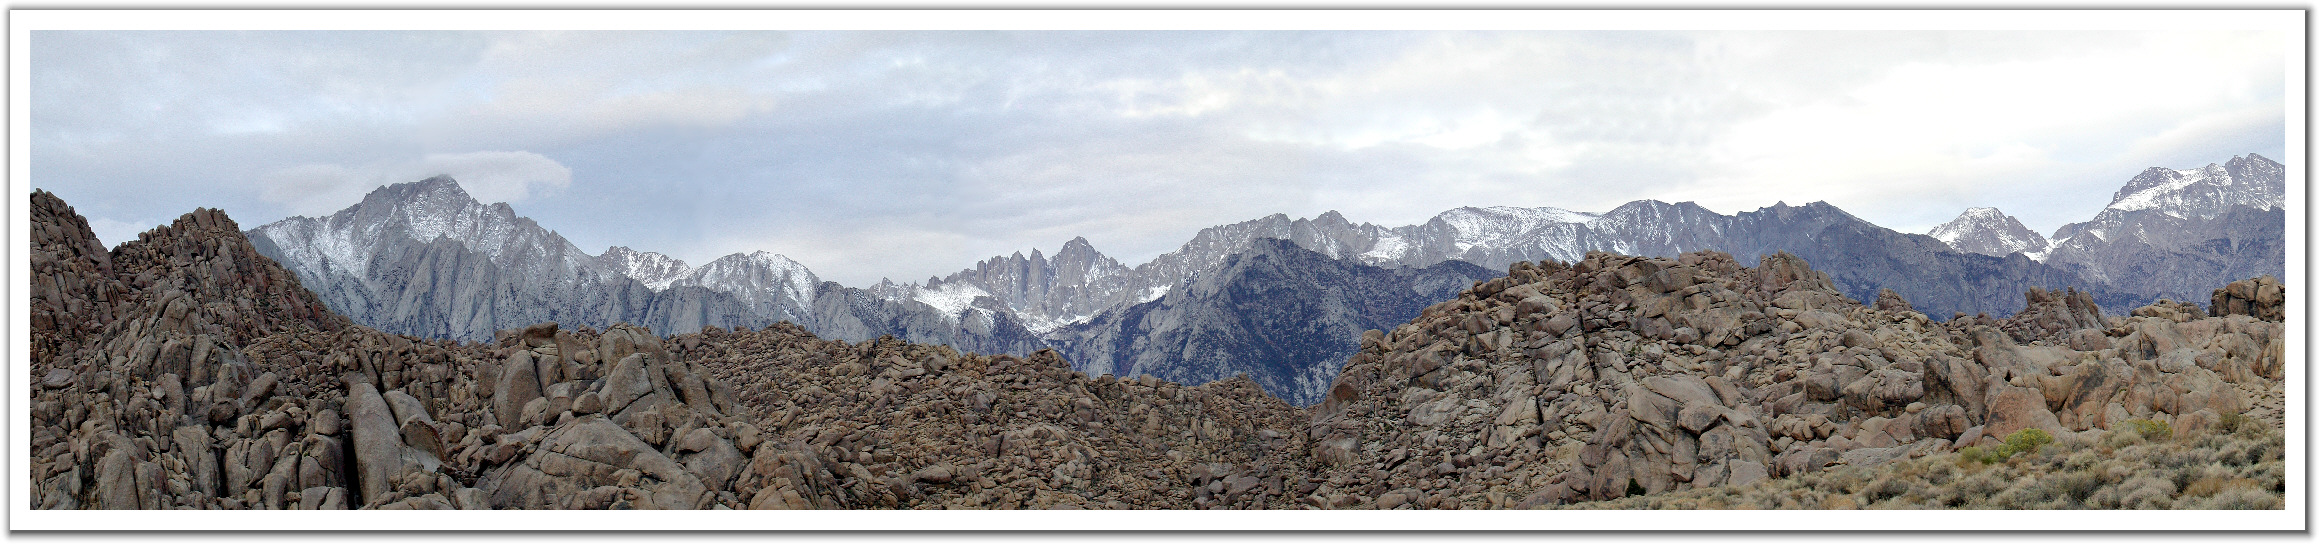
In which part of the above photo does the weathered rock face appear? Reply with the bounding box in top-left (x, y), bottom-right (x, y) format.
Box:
top-left (29, 190), bottom-right (132, 364)
top-left (1992, 287), bottom-right (2106, 345)
top-left (29, 189), bottom-right (2284, 511)
top-left (31, 190), bottom-right (1320, 510)
top-left (1297, 250), bottom-right (2283, 509)
top-left (2210, 275), bottom-right (2284, 322)
top-left (690, 324), bottom-right (1311, 509)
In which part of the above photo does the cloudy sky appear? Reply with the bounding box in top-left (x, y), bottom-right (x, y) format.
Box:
top-left (29, 25), bottom-right (2290, 286)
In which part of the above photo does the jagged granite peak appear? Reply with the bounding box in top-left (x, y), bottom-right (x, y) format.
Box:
top-left (2040, 153), bottom-right (2285, 306)
top-left (1437, 205), bottom-right (1599, 244)
top-left (245, 175), bottom-right (653, 340)
top-left (2103, 153), bottom-right (2284, 220)
top-left (1050, 237), bottom-right (1499, 406)
top-left (247, 175), bottom-right (1050, 354)
top-left (599, 245), bottom-right (691, 289)
top-left (918, 236), bottom-right (1137, 333)
top-left (668, 251), bottom-right (819, 309)
top-left (1928, 207), bottom-right (2050, 257)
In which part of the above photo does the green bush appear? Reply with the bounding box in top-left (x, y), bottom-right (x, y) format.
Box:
top-left (2122, 419), bottom-right (2172, 441)
top-left (1961, 429), bottom-right (2056, 466)
top-left (2000, 428), bottom-right (2054, 458)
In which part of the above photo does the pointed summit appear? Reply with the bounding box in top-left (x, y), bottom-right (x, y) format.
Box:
top-left (1928, 206), bottom-right (2048, 257)
top-left (380, 174), bottom-right (476, 207)
top-left (1057, 236), bottom-right (1099, 259)
top-left (2103, 153), bottom-right (2283, 219)
top-left (598, 245), bottom-right (691, 289)
top-left (415, 174), bottom-right (461, 190)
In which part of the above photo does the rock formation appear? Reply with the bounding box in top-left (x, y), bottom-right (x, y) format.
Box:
top-left (31, 190), bottom-right (2282, 511)
top-left (1296, 250), bottom-right (2282, 509)
top-left (2210, 275), bottom-right (2285, 323)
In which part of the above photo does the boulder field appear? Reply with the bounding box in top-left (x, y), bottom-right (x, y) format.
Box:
top-left (28, 190), bottom-right (2283, 510)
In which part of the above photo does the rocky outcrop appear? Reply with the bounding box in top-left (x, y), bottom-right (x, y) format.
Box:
top-left (2210, 275), bottom-right (2284, 322)
top-left (690, 324), bottom-right (1311, 509)
top-left (32, 189), bottom-right (2282, 512)
top-left (31, 190), bottom-right (1318, 510)
top-left (1992, 287), bottom-right (2106, 345)
top-left (1295, 250), bottom-right (2282, 509)
top-left (30, 190), bottom-right (134, 364)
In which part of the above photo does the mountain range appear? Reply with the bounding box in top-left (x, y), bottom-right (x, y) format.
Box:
top-left (243, 153), bottom-right (2286, 405)
top-left (1918, 153), bottom-right (2284, 306)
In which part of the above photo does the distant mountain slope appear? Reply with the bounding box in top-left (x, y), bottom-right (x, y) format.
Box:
top-left (1047, 238), bottom-right (1500, 405)
top-left (1928, 207), bottom-right (2049, 257)
top-left (246, 176), bottom-right (1039, 349)
top-left (240, 152), bottom-right (2282, 405)
top-left (246, 176), bottom-right (661, 340)
top-left (2038, 153), bottom-right (2285, 306)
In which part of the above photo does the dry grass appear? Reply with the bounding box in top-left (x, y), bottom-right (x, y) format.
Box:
top-left (1553, 420), bottom-right (2282, 510)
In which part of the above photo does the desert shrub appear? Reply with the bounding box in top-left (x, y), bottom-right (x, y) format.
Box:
top-left (1863, 477), bottom-right (1911, 504)
top-left (2088, 476), bottom-right (2175, 509)
top-left (2189, 486), bottom-right (2280, 509)
top-left (2099, 428), bottom-right (2147, 450)
top-left (2215, 412), bottom-right (2247, 435)
top-left (2218, 436), bottom-right (2277, 467)
top-left (2000, 428), bottom-right (2054, 459)
top-left (1949, 470), bottom-right (2007, 504)
top-left (1959, 429), bottom-right (2058, 466)
top-left (1918, 461), bottom-right (1960, 486)
top-left (2062, 450), bottom-right (2100, 471)
top-left (1956, 446), bottom-right (1989, 467)
top-left (2049, 471), bottom-right (2101, 505)
top-left (1988, 475), bottom-right (2064, 509)
top-left (2121, 419), bottom-right (2171, 442)
top-left (2182, 476), bottom-right (2261, 498)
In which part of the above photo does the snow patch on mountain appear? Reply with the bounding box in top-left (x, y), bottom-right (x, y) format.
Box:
top-left (1138, 284), bottom-right (1171, 304)
top-left (600, 246), bottom-right (692, 290)
top-left (1438, 206), bottom-right (1598, 252)
top-left (674, 251), bottom-right (820, 307)
top-left (2101, 154), bottom-right (2284, 221)
top-left (1927, 207), bottom-right (2048, 257)
top-left (2109, 166), bottom-right (2219, 213)
top-left (913, 281), bottom-right (991, 318)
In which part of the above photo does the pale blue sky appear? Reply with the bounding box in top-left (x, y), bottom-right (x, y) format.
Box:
top-left (32, 29), bottom-right (2287, 286)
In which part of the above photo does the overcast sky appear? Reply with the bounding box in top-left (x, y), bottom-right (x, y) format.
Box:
top-left (30, 28), bottom-right (2288, 286)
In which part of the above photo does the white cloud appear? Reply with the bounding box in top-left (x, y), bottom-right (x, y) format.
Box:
top-left (34, 29), bottom-right (2292, 287)
top-left (259, 151), bottom-right (572, 216)
top-left (417, 151), bottom-right (574, 205)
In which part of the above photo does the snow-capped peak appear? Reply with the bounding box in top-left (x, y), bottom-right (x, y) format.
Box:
top-left (1434, 206), bottom-right (1601, 252)
top-left (248, 175), bottom-right (596, 284)
top-left (910, 281), bottom-right (992, 318)
top-left (2103, 154), bottom-right (2284, 220)
top-left (1927, 206), bottom-right (2048, 257)
top-left (599, 246), bottom-right (691, 290)
top-left (670, 250), bottom-right (821, 307)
